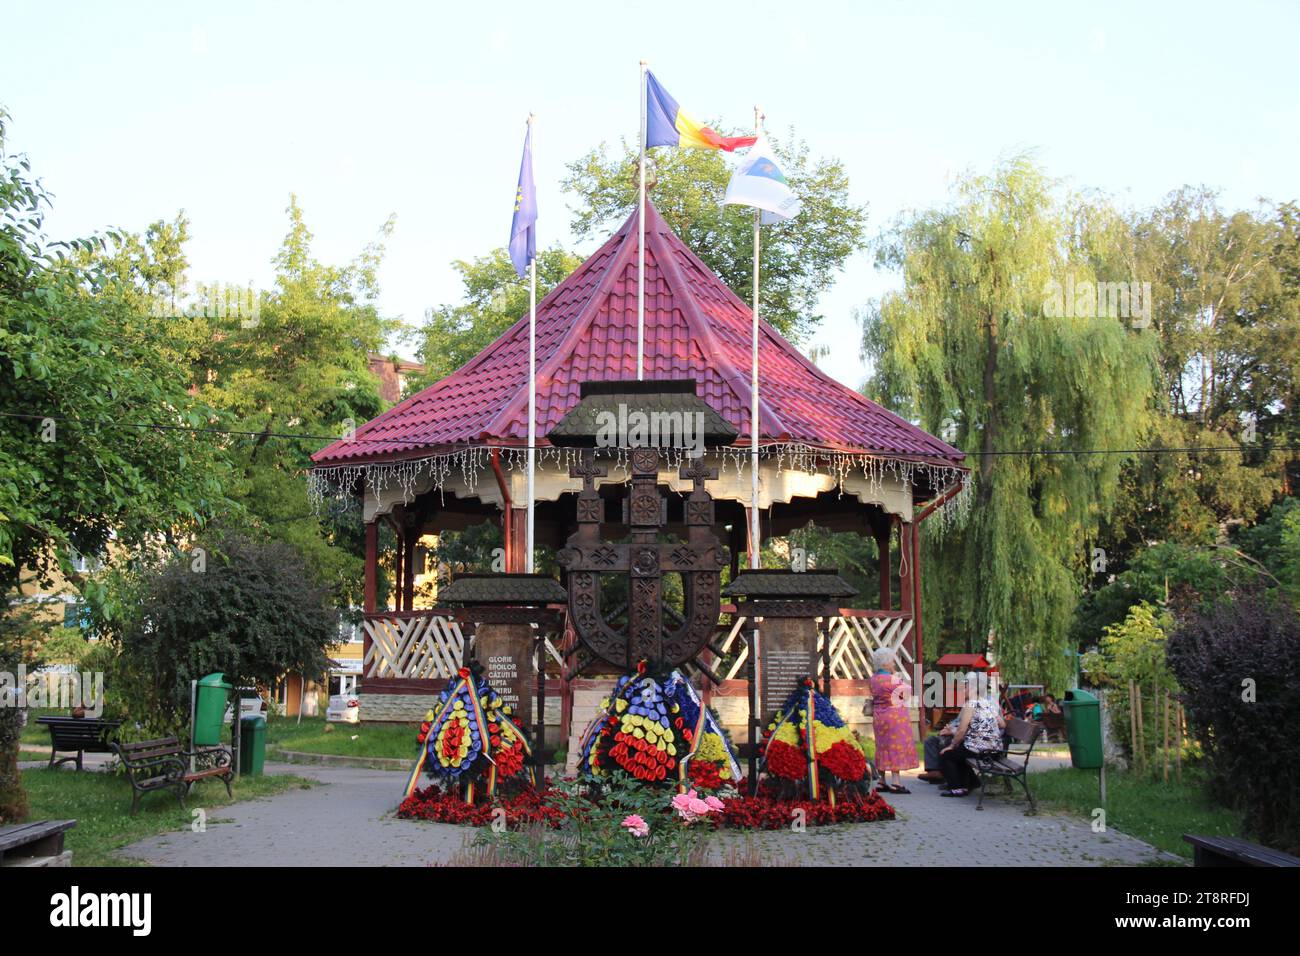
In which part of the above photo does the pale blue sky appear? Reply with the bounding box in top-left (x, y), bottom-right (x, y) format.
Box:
top-left (4, 0), bottom-right (1297, 389)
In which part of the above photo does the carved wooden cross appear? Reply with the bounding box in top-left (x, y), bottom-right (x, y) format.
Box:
top-left (557, 448), bottom-right (727, 670)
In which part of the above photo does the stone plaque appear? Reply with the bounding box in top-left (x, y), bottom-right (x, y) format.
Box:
top-left (758, 617), bottom-right (820, 724)
top-left (474, 623), bottom-right (533, 726)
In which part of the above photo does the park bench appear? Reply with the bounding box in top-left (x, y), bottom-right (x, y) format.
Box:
top-left (1041, 709), bottom-right (1066, 743)
top-left (1183, 834), bottom-right (1300, 867)
top-left (966, 717), bottom-right (1039, 814)
top-left (110, 737), bottom-right (233, 815)
top-left (36, 716), bottom-right (122, 771)
top-left (0, 820), bottom-right (77, 867)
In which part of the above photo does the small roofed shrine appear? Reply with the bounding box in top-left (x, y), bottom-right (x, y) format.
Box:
top-left (310, 200), bottom-right (968, 755)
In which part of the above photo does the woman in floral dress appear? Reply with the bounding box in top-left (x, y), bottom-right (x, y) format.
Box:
top-left (869, 648), bottom-right (918, 793)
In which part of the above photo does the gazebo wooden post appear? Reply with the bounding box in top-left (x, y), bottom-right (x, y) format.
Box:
top-left (363, 521), bottom-right (378, 614)
top-left (872, 516), bottom-right (892, 611)
top-left (897, 517), bottom-right (913, 619)
top-left (389, 515), bottom-right (404, 613)
top-left (910, 519), bottom-right (923, 688)
top-left (402, 524), bottom-right (418, 612)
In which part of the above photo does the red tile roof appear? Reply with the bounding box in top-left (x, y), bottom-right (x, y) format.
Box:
top-left (313, 202), bottom-right (963, 467)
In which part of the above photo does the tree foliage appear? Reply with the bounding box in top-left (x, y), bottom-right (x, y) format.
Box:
top-left (1167, 593), bottom-right (1300, 851)
top-left (407, 246), bottom-right (582, 390)
top-left (0, 110), bottom-right (232, 598)
top-left (89, 532), bottom-right (340, 736)
top-left (863, 157), bottom-right (1156, 688)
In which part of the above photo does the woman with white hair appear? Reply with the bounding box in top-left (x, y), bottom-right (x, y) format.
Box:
top-left (938, 670), bottom-right (1005, 797)
top-left (868, 647), bottom-right (917, 793)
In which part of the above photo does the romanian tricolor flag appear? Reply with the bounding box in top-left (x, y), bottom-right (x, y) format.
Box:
top-left (645, 70), bottom-right (757, 152)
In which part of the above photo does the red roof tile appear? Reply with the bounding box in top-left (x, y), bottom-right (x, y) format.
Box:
top-left (312, 202), bottom-right (963, 467)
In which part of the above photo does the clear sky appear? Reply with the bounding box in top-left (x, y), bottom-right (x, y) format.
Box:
top-left (4, 0), bottom-right (1297, 389)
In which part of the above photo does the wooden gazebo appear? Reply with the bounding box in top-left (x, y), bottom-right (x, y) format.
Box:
top-left (310, 201), bottom-right (967, 744)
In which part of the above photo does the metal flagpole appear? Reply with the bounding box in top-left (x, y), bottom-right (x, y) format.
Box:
top-left (526, 114), bottom-right (537, 575)
top-left (750, 107), bottom-right (763, 569)
top-left (638, 60), bottom-right (648, 381)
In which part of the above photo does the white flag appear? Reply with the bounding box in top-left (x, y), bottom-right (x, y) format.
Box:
top-left (722, 134), bottom-right (801, 223)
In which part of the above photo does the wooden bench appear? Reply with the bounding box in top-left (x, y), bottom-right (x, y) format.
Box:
top-left (36, 716), bottom-right (122, 770)
top-left (1184, 834), bottom-right (1300, 867)
top-left (966, 717), bottom-right (1039, 814)
top-left (110, 737), bottom-right (233, 815)
top-left (0, 820), bottom-right (77, 867)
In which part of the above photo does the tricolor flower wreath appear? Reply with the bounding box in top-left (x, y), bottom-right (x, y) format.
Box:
top-left (402, 666), bottom-right (536, 803)
top-left (577, 664), bottom-right (741, 791)
top-left (762, 678), bottom-right (872, 801)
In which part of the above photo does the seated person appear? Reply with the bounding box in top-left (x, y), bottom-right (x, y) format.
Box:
top-left (918, 716), bottom-right (959, 783)
top-left (1027, 696), bottom-right (1045, 722)
top-left (939, 672), bottom-right (1006, 798)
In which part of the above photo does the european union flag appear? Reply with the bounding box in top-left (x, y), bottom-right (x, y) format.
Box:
top-left (509, 123), bottom-right (537, 278)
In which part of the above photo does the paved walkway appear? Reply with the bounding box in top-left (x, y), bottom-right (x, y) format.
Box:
top-left (110, 760), bottom-right (1178, 867)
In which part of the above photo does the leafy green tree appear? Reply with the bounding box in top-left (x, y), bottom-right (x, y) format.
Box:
top-left (88, 533), bottom-right (340, 736)
top-left (0, 110), bottom-right (232, 600)
top-left (862, 157), bottom-right (1156, 689)
top-left (563, 131), bottom-right (867, 342)
top-left (406, 246), bottom-right (582, 389)
top-left (1070, 539), bottom-right (1278, 652)
top-left (1092, 191), bottom-right (1296, 567)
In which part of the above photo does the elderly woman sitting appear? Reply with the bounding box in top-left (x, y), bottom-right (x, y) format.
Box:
top-left (868, 648), bottom-right (918, 794)
top-left (938, 671), bottom-right (1005, 797)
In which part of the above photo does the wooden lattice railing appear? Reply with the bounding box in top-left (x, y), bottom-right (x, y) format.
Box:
top-left (713, 609), bottom-right (914, 681)
top-left (362, 612), bottom-right (565, 680)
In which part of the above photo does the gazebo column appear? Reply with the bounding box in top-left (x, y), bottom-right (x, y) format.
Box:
top-left (872, 515), bottom-right (892, 611)
top-left (744, 506), bottom-right (760, 567)
top-left (508, 506), bottom-right (528, 573)
top-left (909, 518), bottom-right (924, 685)
top-left (897, 516), bottom-right (913, 619)
top-left (389, 515), bottom-right (404, 613)
top-left (402, 524), bottom-right (418, 611)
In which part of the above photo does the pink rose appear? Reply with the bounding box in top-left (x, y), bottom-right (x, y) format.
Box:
top-left (704, 795), bottom-right (725, 811)
top-left (621, 814), bottom-right (649, 838)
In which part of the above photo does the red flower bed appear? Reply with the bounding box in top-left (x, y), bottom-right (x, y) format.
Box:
top-left (716, 790), bottom-right (895, 829)
top-left (397, 784), bottom-right (571, 828)
top-left (397, 780), bottom-right (894, 831)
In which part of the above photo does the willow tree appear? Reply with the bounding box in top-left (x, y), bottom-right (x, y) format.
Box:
top-left (861, 157), bottom-right (1155, 689)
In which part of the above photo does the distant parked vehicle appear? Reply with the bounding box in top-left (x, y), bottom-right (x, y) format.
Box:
top-left (327, 694), bottom-right (360, 724)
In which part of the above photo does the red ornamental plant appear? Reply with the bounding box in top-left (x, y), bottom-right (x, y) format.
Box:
top-left (398, 779), bottom-right (895, 831)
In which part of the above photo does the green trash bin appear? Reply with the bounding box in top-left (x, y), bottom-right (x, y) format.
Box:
top-left (1063, 688), bottom-right (1103, 769)
top-left (194, 673), bottom-right (233, 747)
top-left (239, 714), bottom-right (266, 776)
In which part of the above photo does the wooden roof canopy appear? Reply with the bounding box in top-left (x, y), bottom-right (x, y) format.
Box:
top-left (311, 201), bottom-right (964, 482)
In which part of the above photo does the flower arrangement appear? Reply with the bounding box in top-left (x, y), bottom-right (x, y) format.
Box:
top-left (761, 678), bottom-right (872, 801)
top-left (403, 664), bottom-right (535, 803)
top-left (397, 774), bottom-right (894, 832)
top-left (577, 663), bottom-right (741, 792)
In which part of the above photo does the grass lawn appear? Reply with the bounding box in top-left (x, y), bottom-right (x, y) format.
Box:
top-left (1030, 764), bottom-right (1244, 861)
top-left (265, 716), bottom-right (419, 759)
top-left (20, 767), bottom-right (315, 866)
top-left (18, 708), bottom-right (65, 746)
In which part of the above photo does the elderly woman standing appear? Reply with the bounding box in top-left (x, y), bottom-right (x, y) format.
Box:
top-left (868, 648), bottom-right (918, 793)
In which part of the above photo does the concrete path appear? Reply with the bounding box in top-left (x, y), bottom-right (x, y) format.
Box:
top-left (117, 764), bottom-right (476, 867)
top-left (715, 763), bottom-right (1175, 866)
top-left (111, 759), bottom-right (1178, 867)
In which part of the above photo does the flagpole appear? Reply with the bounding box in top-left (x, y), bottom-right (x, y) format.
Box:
top-left (637, 59), bottom-right (648, 381)
top-left (526, 113), bottom-right (537, 575)
top-left (750, 106), bottom-right (762, 570)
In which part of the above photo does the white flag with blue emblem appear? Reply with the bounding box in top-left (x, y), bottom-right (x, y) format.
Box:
top-left (722, 134), bottom-right (801, 223)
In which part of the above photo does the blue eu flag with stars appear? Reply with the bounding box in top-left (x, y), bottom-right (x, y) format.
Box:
top-left (509, 123), bottom-right (537, 278)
